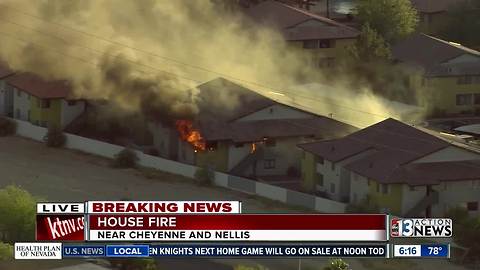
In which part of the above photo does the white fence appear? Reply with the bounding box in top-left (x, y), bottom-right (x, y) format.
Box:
top-left (11, 118), bottom-right (346, 213)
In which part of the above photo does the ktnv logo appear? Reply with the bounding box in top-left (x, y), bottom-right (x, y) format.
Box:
top-left (391, 218), bottom-right (452, 237)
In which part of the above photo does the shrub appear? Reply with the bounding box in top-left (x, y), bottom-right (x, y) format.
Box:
top-left (194, 167), bottom-right (213, 186)
top-left (44, 125), bottom-right (66, 147)
top-left (0, 185), bottom-right (37, 242)
top-left (0, 117), bottom-right (16, 136)
top-left (113, 148), bottom-right (139, 168)
top-left (323, 259), bottom-right (350, 270)
top-left (234, 264), bottom-right (268, 270)
top-left (0, 242), bottom-right (13, 261)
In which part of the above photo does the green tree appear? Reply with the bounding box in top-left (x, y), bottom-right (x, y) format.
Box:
top-left (439, 1), bottom-right (480, 47)
top-left (0, 185), bottom-right (37, 242)
top-left (356, 0), bottom-right (418, 43)
top-left (234, 264), bottom-right (268, 270)
top-left (323, 259), bottom-right (350, 270)
top-left (348, 23), bottom-right (392, 62)
top-left (446, 207), bottom-right (480, 258)
top-left (0, 242), bottom-right (13, 261)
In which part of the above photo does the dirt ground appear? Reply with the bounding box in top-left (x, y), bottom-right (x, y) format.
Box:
top-left (0, 136), bottom-right (469, 270)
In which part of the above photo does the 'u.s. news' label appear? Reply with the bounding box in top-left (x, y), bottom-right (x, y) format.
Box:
top-left (390, 218), bottom-right (452, 237)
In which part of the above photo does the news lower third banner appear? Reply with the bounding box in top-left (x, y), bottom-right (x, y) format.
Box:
top-left (35, 201), bottom-right (389, 242)
top-left (15, 243), bottom-right (390, 259)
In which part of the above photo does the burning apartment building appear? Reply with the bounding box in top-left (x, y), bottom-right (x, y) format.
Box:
top-left (149, 77), bottom-right (357, 181)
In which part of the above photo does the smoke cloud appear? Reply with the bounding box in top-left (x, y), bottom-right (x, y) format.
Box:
top-left (0, 0), bottom-right (413, 127)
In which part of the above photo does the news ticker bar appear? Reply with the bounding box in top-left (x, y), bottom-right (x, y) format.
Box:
top-left (14, 243), bottom-right (451, 259)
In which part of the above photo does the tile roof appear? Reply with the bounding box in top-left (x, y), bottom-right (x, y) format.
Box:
top-left (245, 0), bottom-right (359, 40)
top-left (392, 33), bottom-right (480, 69)
top-left (6, 73), bottom-right (72, 99)
top-left (298, 118), bottom-right (467, 185)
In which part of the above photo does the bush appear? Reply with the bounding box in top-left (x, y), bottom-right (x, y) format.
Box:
top-left (234, 264), bottom-right (268, 270)
top-left (0, 185), bottom-right (37, 242)
top-left (0, 242), bottom-right (13, 261)
top-left (44, 125), bottom-right (66, 147)
top-left (0, 117), bottom-right (16, 136)
top-left (194, 167), bottom-right (213, 186)
top-left (113, 148), bottom-right (139, 168)
top-left (323, 259), bottom-right (350, 270)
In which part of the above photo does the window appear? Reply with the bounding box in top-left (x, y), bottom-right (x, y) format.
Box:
top-left (456, 94), bottom-right (473, 106)
top-left (303, 39), bottom-right (332, 49)
top-left (269, 108), bottom-right (274, 114)
top-left (317, 174), bottom-right (324, 187)
top-left (331, 162), bottom-right (335, 171)
top-left (67, 100), bottom-right (77, 106)
top-left (381, 184), bottom-right (389, 194)
top-left (41, 99), bottom-right (51, 109)
top-left (234, 143), bottom-right (244, 148)
top-left (40, 121), bottom-right (48, 127)
top-left (264, 159), bottom-right (275, 169)
top-left (474, 94), bottom-right (480, 105)
top-left (15, 109), bottom-right (20, 119)
top-left (457, 76), bottom-right (473, 85)
top-left (409, 186), bottom-right (415, 191)
top-left (16, 89), bottom-right (21, 97)
top-left (206, 141), bottom-right (218, 151)
top-left (330, 183), bottom-right (335, 194)
top-left (467, 201), bottom-right (478, 211)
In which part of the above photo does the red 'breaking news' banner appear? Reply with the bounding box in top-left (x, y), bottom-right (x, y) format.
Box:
top-left (36, 215), bottom-right (85, 241)
top-left (88, 214), bottom-right (386, 230)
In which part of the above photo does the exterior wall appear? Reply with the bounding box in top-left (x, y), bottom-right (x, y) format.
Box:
top-left (413, 146), bottom-right (480, 163)
top-left (288, 38), bottom-right (356, 67)
top-left (236, 104), bottom-right (312, 121)
top-left (29, 97), bottom-right (62, 127)
top-left (196, 141), bottom-right (229, 171)
top-left (244, 137), bottom-right (304, 176)
top-left (60, 100), bottom-right (85, 128)
top-left (432, 180), bottom-right (480, 216)
top-left (149, 121), bottom-right (175, 159)
top-left (316, 159), bottom-right (342, 200)
top-left (0, 80), bottom-right (12, 116)
top-left (13, 88), bottom-right (30, 121)
top-left (349, 173), bottom-right (370, 204)
top-left (422, 75), bottom-right (480, 115)
top-left (301, 151), bottom-right (320, 191)
top-left (368, 181), bottom-right (404, 215)
top-left (227, 143), bottom-right (252, 171)
top-left (177, 140), bottom-right (195, 165)
top-left (400, 185), bottom-right (428, 215)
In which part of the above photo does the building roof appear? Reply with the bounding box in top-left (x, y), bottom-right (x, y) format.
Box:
top-left (425, 61), bottom-right (480, 77)
top-left (392, 33), bottom-right (480, 69)
top-left (245, 0), bottom-right (359, 40)
top-left (193, 77), bottom-right (357, 142)
top-left (298, 118), bottom-right (468, 185)
top-left (454, 124), bottom-right (480, 135)
top-left (390, 160), bottom-right (480, 185)
top-left (6, 73), bottom-right (72, 99)
top-left (411, 0), bottom-right (466, 13)
top-left (0, 62), bottom-right (14, 79)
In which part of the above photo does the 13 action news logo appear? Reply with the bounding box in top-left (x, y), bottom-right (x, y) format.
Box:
top-left (391, 218), bottom-right (452, 237)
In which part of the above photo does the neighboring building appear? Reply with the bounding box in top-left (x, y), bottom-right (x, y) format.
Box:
top-left (245, 0), bottom-right (359, 68)
top-left (0, 64), bottom-right (15, 117)
top-left (411, 0), bottom-right (466, 34)
top-left (150, 77), bottom-right (357, 180)
top-left (5, 73), bottom-right (85, 129)
top-left (392, 33), bottom-right (480, 115)
top-left (299, 118), bottom-right (480, 217)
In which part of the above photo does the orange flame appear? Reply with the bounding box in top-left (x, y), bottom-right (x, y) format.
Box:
top-left (251, 143), bottom-right (256, 153)
top-left (175, 120), bottom-right (206, 151)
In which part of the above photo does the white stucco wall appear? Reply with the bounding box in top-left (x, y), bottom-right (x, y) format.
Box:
top-left (413, 146), bottom-right (480, 163)
top-left (400, 185), bottom-right (428, 215)
top-left (316, 159), bottom-right (341, 200)
top-left (236, 104), bottom-right (312, 122)
top-left (13, 88), bottom-right (30, 121)
top-left (149, 121), bottom-right (173, 158)
top-left (227, 143), bottom-right (251, 171)
top-left (349, 173), bottom-right (370, 204)
top-left (60, 100), bottom-right (85, 128)
top-left (433, 180), bottom-right (480, 216)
